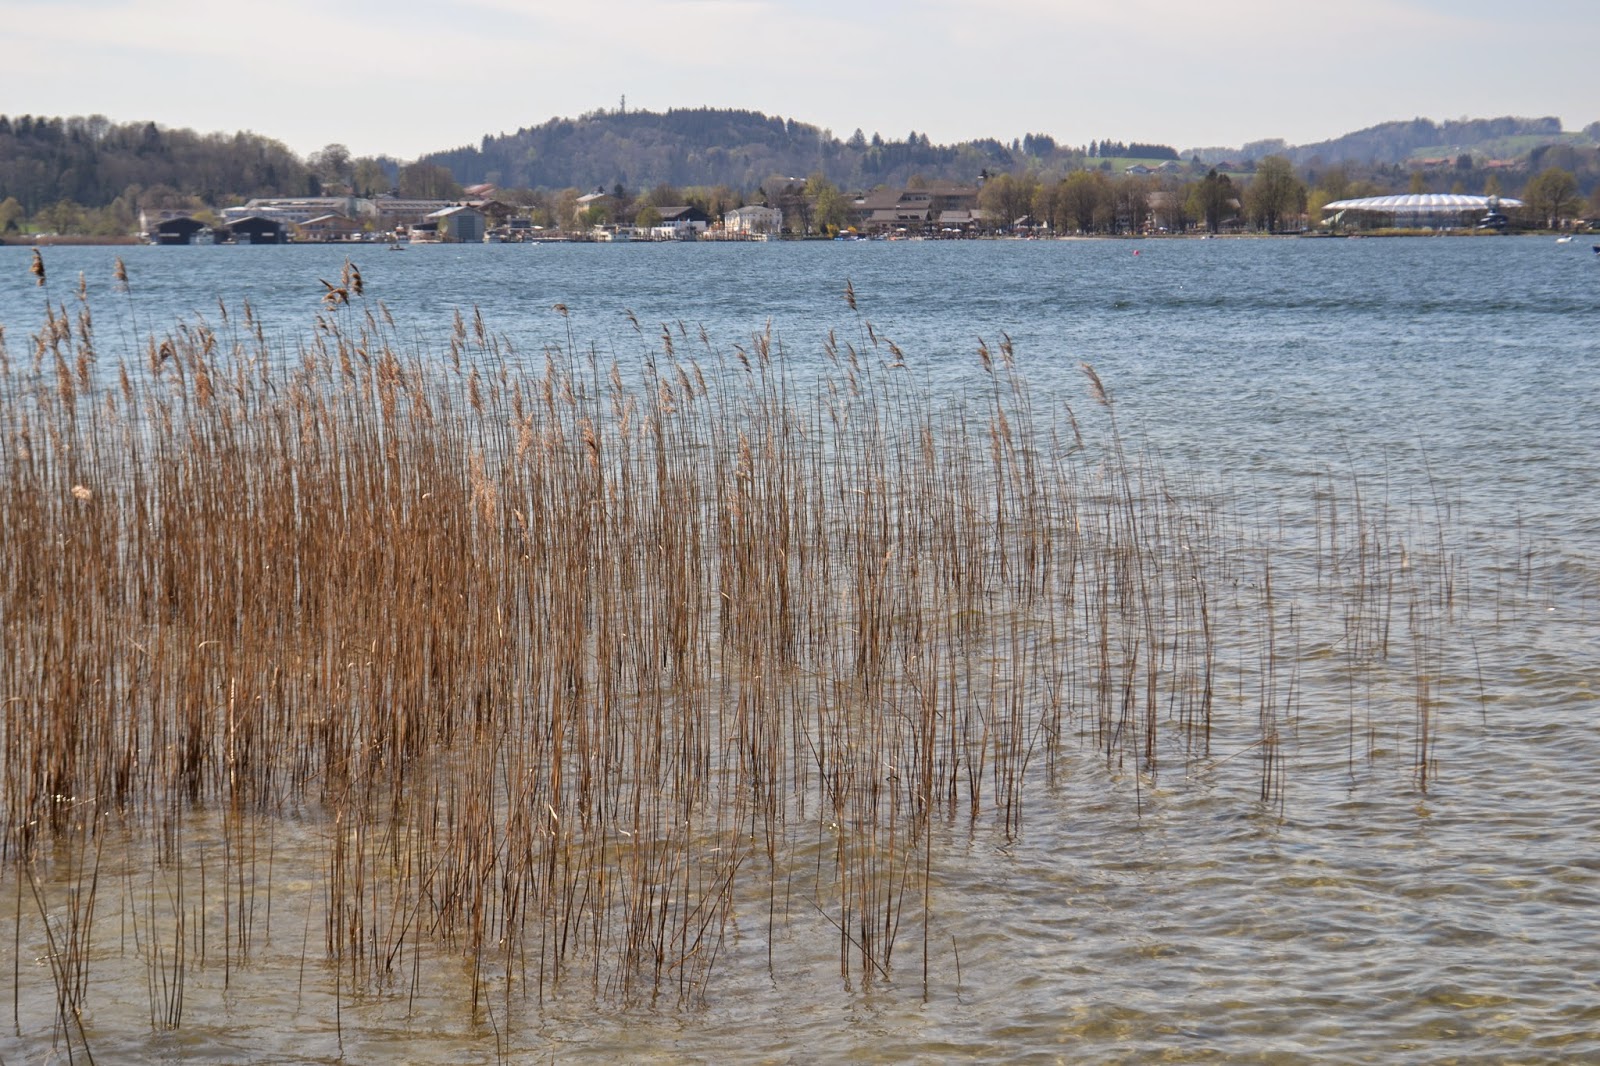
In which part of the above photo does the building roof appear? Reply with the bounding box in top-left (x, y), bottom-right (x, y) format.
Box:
top-left (659, 205), bottom-right (710, 222)
top-left (373, 198), bottom-right (456, 209)
top-left (242, 197), bottom-right (351, 209)
top-left (854, 190), bottom-right (904, 211)
top-left (153, 216), bottom-right (206, 233)
top-left (1322, 193), bottom-right (1524, 213)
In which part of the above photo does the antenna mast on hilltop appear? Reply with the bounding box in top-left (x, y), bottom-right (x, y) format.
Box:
top-left (620, 94), bottom-right (626, 115)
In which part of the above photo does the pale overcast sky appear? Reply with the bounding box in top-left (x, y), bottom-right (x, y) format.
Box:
top-left (2, 0), bottom-right (1595, 161)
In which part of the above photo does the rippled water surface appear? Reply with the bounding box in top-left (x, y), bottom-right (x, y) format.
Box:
top-left (2, 237), bottom-right (1597, 1062)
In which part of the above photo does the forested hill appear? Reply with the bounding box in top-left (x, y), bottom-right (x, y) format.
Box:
top-left (0, 115), bottom-right (315, 214)
top-left (421, 108), bottom-right (1024, 191)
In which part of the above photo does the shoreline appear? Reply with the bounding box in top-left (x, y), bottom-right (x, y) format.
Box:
top-left (9, 224), bottom-right (1587, 246)
top-left (2, 230), bottom-right (1559, 248)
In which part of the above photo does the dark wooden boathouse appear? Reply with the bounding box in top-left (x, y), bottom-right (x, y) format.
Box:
top-left (225, 216), bottom-right (288, 244)
top-left (152, 217), bottom-right (209, 245)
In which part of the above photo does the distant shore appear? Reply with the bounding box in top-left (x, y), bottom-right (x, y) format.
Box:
top-left (2, 229), bottom-right (1566, 248)
top-left (1, 234), bottom-right (142, 247)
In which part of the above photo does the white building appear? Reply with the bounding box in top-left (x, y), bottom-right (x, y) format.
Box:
top-left (220, 197), bottom-right (371, 227)
top-left (723, 204), bottom-right (783, 236)
top-left (372, 197), bottom-right (462, 230)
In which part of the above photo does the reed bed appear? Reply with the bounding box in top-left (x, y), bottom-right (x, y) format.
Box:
top-left (0, 256), bottom-right (1534, 1048)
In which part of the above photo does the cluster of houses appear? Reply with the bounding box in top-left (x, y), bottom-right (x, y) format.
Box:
top-left (141, 193), bottom-right (503, 245)
top-left (578, 183), bottom-right (992, 239)
top-left (847, 183), bottom-right (984, 234)
top-left (136, 181), bottom-right (1002, 245)
top-left (139, 194), bottom-right (774, 245)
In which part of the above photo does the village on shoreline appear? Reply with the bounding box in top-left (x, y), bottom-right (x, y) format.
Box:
top-left (7, 179), bottom-right (1588, 248)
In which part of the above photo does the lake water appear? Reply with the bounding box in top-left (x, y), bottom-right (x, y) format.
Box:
top-left (1, 237), bottom-right (1597, 1062)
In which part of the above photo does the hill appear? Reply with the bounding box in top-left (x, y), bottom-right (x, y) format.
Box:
top-left (0, 115), bottom-right (313, 217)
top-left (421, 108), bottom-right (1030, 192)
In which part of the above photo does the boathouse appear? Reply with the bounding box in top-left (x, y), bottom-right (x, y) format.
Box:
top-left (426, 205), bottom-right (486, 243)
top-left (151, 217), bottom-right (209, 245)
top-left (651, 205), bottom-right (711, 240)
top-left (226, 216), bottom-right (288, 244)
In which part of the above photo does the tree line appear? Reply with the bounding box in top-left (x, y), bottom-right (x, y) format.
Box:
top-left (0, 114), bottom-right (426, 236)
top-left (504, 157), bottom-right (1594, 239)
top-left (0, 115), bottom-right (315, 230)
top-left (971, 161), bottom-right (1291, 235)
top-left (1088, 140), bottom-right (1178, 160)
top-left (972, 155), bottom-right (1595, 236)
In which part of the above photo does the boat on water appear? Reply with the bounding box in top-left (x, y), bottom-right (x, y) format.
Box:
top-left (1555, 235), bottom-right (1573, 244)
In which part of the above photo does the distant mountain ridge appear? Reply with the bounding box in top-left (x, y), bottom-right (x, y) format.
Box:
top-left (1191, 116), bottom-right (1599, 167)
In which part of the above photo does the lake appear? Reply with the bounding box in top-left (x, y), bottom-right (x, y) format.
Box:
top-left (1, 236), bottom-right (1597, 1063)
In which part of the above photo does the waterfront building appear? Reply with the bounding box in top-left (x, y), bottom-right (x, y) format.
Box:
top-left (723, 204), bottom-right (783, 236)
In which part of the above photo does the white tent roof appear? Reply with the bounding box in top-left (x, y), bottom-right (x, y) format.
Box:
top-left (1322, 193), bottom-right (1523, 213)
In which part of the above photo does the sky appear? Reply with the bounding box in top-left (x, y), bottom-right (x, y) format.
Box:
top-left (2, 0), bottom-right (1596, 163)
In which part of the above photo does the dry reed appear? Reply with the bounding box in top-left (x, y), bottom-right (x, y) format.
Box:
top-left (0, 255), bottom-right (1512, 1045)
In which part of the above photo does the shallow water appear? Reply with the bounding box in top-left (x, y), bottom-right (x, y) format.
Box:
top-left (2, 237), bottom-right (1597, 1062)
